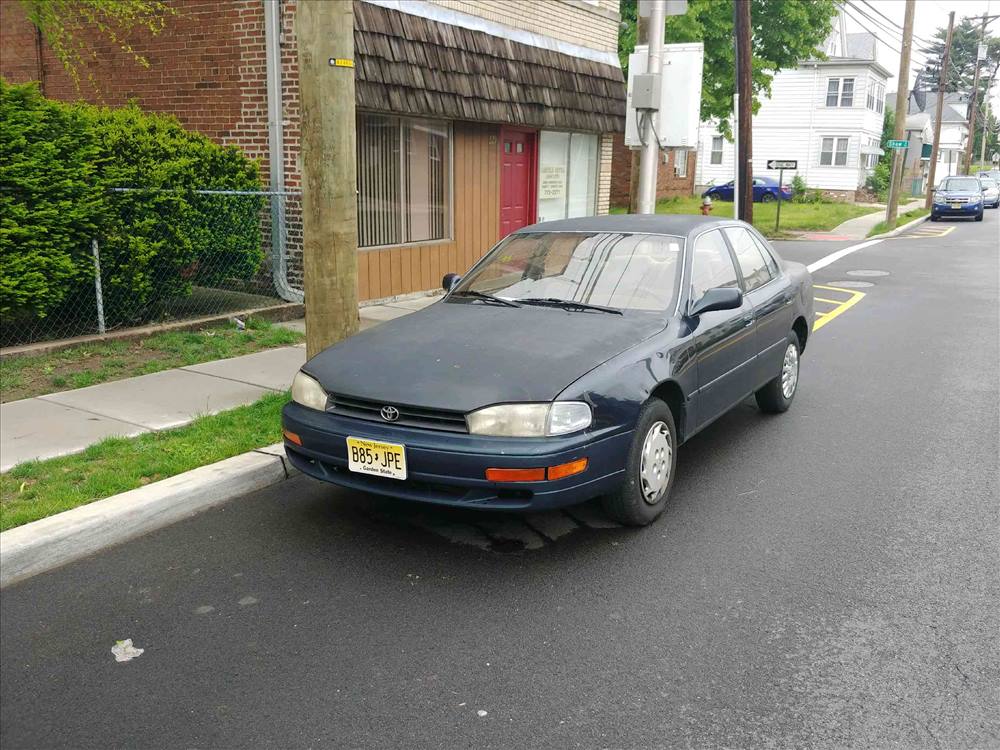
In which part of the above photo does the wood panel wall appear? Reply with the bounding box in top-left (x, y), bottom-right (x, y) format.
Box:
top-left (357, 121), bottom-right (501, 301)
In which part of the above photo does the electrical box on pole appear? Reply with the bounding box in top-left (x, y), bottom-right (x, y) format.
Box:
top-left (625, 43), bottom-right (704, 149)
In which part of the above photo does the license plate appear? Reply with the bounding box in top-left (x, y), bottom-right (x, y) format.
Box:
top-left (949, 202), bottom-right (963, 208)
top-left (346, 437), bottom-right (407, 480)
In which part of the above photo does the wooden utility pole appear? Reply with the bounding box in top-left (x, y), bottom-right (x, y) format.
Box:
top-left (297, 0), bottom-right (359, 358)
top-left (628, 12), bottom-right (648, 213)
top-left (925, 11), bottom-right (955, 209)
top-left (885, 0), bottom-right (916, 230)
top-left (734, 0), bottom-right (753, 223)
top-left (963, 13), bottom-right (999, 174)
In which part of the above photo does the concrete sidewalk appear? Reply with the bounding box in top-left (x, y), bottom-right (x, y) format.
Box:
top-left (823, 199), bottom-right (924, 240)
top-left (0, 294), bottom-right (440, 471)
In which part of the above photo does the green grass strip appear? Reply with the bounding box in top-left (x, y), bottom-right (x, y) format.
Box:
top-left (0, 391), bottom-right (289, 531)
top-left (1, 320), bottom-right (303, 403)
top-left (866, 208), bottom-right (931, 238)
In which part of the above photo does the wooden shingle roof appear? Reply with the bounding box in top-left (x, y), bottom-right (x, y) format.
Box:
top-left (354, 1), bottom-right (626, 133)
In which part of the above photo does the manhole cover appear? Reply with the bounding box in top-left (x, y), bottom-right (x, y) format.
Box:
top-left (846, 269), bottom-right (890, 277)
top-left (828, 280), bottom-right (875, 288)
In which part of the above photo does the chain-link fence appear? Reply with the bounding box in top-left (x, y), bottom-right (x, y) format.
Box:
top-left (2, 189), bottom-right (303, 348)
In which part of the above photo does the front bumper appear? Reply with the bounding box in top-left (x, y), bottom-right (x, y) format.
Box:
top-left (281, 402), bottom-right (632, 511)
top-left (932, 202), bottom-right (983, 216)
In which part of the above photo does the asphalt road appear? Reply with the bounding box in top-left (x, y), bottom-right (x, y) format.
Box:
top-left (3, 211), bottom-right (998, 749)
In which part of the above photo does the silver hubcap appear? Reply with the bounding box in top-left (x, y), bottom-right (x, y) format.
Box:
top-left (781, 343), bottom-right (799, 399)
top-left (639, 421), bottom-right (672, 504)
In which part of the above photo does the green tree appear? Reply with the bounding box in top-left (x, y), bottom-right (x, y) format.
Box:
top-left (915, 17), bottom-right (1000, 98)
top-left (618, 0), bottom-right (839, 136)
top-left (17, 0), bottom-right (171, 89)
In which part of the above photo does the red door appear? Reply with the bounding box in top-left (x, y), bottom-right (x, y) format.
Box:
top-left (499, 128), bottom-right (536, 238)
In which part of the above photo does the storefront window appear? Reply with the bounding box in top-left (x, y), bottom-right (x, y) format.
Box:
top-left (537, 131), bottom-right (598, 223)
top-left (356, 114), bottom-right (451, 248)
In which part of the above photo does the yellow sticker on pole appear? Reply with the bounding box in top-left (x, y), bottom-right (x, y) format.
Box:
top-left (328, 58), bottom-right (355, 68)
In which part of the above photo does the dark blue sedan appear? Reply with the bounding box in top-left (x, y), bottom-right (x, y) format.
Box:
top-left (282, 215), bottom-right (814, 526)
top-left (702, 176), bottom-right (793, 203)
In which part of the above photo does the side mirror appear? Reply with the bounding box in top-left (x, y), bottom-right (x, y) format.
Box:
top-left (442, 273), bottom-right (461, 292)
top-left (689, 286), bottom-right (742, 317)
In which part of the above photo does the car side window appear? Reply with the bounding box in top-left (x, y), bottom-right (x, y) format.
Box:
top-left (723, 227), bottom-right (773, 292)
top-left (748, 231), bottom-right (781, 277)
top-left (690, 230), bottom-right (740, 302)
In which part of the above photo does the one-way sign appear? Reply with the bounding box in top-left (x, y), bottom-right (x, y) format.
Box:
top-left (767, 159), bottom-right (797, 170)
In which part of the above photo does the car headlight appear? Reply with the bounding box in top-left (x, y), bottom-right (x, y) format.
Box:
top-left (291, 370), bottom-right (328, 411)
top-left (466, 402), bottom-right (592, 437)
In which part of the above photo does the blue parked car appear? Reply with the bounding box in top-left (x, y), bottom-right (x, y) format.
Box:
top-left (703, 176), bottom-right (793, 203)
top-left (930, 176), bottom-right (985, 222)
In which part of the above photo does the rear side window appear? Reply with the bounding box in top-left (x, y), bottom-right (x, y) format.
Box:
top-left (748, 231), bottom-right (780, 277)
top-left (690, 230), bottom-right (739, 302)
top-left (723, 227), bottom-right (773, 292)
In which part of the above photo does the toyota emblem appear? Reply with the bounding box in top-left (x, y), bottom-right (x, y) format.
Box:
top-left (380, 405), bottom-right (400, 422)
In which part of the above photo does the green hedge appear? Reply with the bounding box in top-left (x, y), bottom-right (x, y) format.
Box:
top-left (0, 79), bottom-right (262, 333)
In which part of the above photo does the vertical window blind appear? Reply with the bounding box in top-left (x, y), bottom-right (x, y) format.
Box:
top-left (357, 114), bottom-right (451, 248)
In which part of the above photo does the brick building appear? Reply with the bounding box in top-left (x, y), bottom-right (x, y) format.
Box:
top-left (1, 0), bottom-right (626, 303)
top-left (608, 133), bottom-right (697, 208)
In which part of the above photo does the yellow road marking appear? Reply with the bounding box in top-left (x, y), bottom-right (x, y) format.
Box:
top-left (813, 284), bottom-right (866, 331)
top-left (886, 224), bottom-right (955, 239)
top-left (814, 296), bottom-right (843, 304)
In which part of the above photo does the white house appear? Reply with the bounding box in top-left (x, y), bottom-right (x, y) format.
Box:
top-left (897, 91), bottom-right (970, 195)
top-left (695, 33), bottom-right (890, 199)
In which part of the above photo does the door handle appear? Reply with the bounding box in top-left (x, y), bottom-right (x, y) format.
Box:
top-left (743, 317), bottom-right (754, 328)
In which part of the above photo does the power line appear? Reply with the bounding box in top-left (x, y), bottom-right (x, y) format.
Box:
top-left (844, 1), bottom-right (933, 49)
top-left (857, 0), bottom-right (935, 46)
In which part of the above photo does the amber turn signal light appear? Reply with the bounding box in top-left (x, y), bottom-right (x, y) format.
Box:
top-left (546, 458), bottom-right (588, 480)
top-left (282, 429), bottom-right (302, 446)
top-left (485, 467), bottom-right (546, 482)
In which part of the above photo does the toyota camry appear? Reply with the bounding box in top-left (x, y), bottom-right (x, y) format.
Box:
top-left (282, 214), bottom-right (814, 526)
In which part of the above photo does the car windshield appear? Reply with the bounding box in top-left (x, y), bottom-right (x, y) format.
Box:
top-left (453, 232), bottom-right (682, 312)
top-left (941, 178), bottom-right (981, 191)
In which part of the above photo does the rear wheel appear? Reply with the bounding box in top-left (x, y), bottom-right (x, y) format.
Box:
top-left (755, 334), bottom-right (800, 413)
top-left (601, 399), bottom-right (677, 527)
top-left (761, 192), bottom-right (775, 203)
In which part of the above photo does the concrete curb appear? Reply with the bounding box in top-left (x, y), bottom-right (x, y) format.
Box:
top-left (867, 212), bottom-right (930, 240)
top-left (0, 443), bottom-right (297, 588)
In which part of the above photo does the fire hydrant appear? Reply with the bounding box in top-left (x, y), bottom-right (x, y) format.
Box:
top-left (700, 196), bottom-right (713, 216)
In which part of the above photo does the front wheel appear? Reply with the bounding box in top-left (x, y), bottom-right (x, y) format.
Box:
top-left (930, 214), bottom-right (939, 222)
top-left (975, 212), bottom-right (984, 221)
top-left (601, 399), bottom-right (678, 526)
top-left (755, 335), bottom-right (800, 413)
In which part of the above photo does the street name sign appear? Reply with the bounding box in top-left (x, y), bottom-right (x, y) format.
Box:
top-left (767, 159), bottom-right (797, 170)
top-left (887, 140), bottom-right (909, 149)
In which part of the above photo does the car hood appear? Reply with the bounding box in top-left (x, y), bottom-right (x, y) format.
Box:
top-left (303, 301), bottom-right (667, 412)
top-left (937, 191), bottom-right (981, 199)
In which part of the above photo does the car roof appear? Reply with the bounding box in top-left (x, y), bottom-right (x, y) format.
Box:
top-left (513, 213), bottom-right (750, 240)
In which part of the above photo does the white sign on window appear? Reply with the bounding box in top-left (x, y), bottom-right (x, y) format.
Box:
top-left (539, 164), bottom-right (567, 200)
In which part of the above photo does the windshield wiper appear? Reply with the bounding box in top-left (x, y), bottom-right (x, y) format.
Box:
top-left (450, 290), bottom-right (522, 308)
top-left (515, 297), bottom-right (623, 315)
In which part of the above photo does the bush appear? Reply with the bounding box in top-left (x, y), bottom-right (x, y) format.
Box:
top-left (789, 174), bottom-right (824, 204)
top-left (0, 79), bottom-right (262, 333)
top-left (0, 82), bottom-right (104, 321)
top-left (865, 160), bottom-right (891, 201)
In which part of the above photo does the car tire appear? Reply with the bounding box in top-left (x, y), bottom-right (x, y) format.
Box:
top-left (930, 214), bottom-right (939, 221)
top-left (761, 192), bottom-right (775, 203)
top-left (975, 211), bottom-right (984, 221)
top-left (755, 333), bottom-right (800, 414)
top-left (601, 399), bottom-right (678, 527)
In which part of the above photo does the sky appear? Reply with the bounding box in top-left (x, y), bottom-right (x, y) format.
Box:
top-left (839, 0), bottom-right (1000, 110)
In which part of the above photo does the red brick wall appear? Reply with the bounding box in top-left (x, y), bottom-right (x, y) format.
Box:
top-left (0, 0), bottom-right (301, 189)
top-left (609, 132), bottom-right (696, 207)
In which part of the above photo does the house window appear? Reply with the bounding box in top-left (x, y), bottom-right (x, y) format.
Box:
top-left (711, 136), bottom-right (723, 165)
top-left (826, 77), bottom-right (855, 107)
top-left (867, 81), bottom-right (885, 113)
top-left (536, 131), bottom-right (598, 223)
top-left (356, 114), bottom-right (451, 248)
top-left (820, 136), bottom-right (850, 166)
top-left (674, 149), bottom-right (688, 177)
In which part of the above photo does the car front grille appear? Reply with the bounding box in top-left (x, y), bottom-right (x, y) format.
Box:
top-left (326, 393), bottom-right (469, 433)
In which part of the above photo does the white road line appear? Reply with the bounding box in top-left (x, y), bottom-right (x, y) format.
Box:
top-left (806, 238), bottom-right (884, 274)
